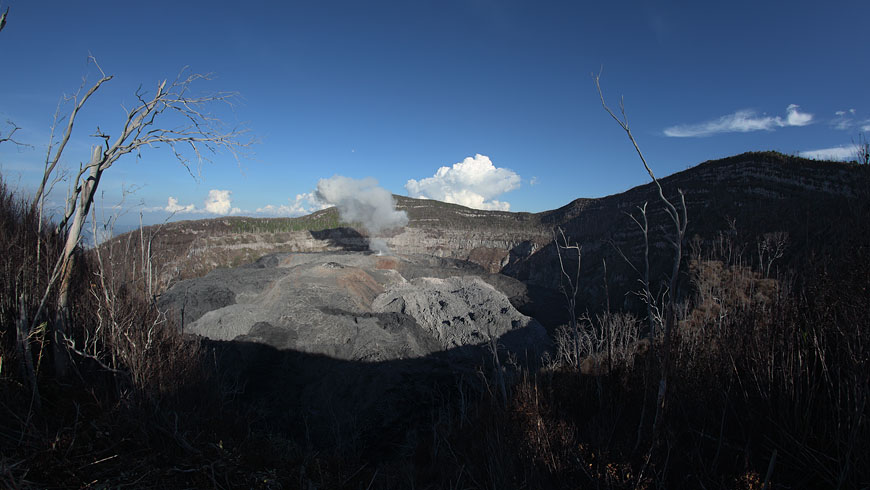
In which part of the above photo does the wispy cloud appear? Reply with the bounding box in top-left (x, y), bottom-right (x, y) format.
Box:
top-left (664, 104), bottom-right (813, 137)
top-left (255, 192), bottom-right (328, 217)
top-left (405, 154), bottom-right (520, 211)
top-left (830, 108), bottom-right (870, 132)
top-left (799, 144), bottom-right (860, 161)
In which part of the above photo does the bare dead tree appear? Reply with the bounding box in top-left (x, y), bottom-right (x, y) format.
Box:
top-left (139, 210), bottom-right (177, 304)
top-left (854, 132), bottom-right (869, 165)
top-left (554, 227), bottom-right (582, 366)
top-left (602, 257), bottom-right (612, 372)
top-left (612, 202), bottom-right (660, 449)
top-left (615, 202), bottom-right (656, 338)
top-left (29, 57), bottom-right (251, 377)
top-left (32, 72), bottom-right (110, 211)
top-left (16, 294), bottom-right (41, 412)
top-left (594, 73), bottom-right (688, 446)
top-left (757, 231), bottom-right (788, 278)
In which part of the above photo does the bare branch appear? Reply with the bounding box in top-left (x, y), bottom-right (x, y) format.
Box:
top-left (0, 6), bottom-right (9, 34)
top-left (594, 71), bottom-right (684, 233)
top-left (34, 70), bottom-right (113, 206)
top-left (85, 68), bottom-right (252, 180)
top-left (38, 100), bottom-right (68, 224)
top-left (0, 120), bottom-right (32, 150)
top-left (554, 227), bottom-right (583, 366)
top-left (594, 71), bottom-right (687, 296)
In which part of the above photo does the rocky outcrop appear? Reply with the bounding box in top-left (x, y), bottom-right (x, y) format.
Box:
top-left (373, 275), bottom-right (547, 354)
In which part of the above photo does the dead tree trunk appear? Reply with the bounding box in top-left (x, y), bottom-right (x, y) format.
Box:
top-left (595, 73), bottom-right (688, 445)
top-left (54, 146), bottom-right (105, 376)
top-left (28, 57), bottom-right (250, 378)
top-left (555, 227), bottom-right (582, 367)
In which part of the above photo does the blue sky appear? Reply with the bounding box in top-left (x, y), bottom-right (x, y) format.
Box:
top-left (1, 0), bottom-right (868, 228)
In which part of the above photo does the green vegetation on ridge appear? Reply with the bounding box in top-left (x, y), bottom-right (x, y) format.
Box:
top-left (229, 208), bottom-right (345, 234)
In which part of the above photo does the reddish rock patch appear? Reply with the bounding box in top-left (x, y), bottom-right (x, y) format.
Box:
top-left (375, 256), bottom-right (399, 270)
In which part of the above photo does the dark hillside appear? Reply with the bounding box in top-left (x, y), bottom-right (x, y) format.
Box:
top-left (509, 152), bottom-right (870, 320)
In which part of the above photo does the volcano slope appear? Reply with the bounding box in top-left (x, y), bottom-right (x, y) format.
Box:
top-left (116, 152), bottom-right (869, 329)
top-left (159, 251), bottom-right (549, 447)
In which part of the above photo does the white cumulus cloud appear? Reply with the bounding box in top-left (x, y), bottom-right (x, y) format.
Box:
top-left (159, 189), bottom-right (237, 215)
top-left (204, 189), bottom-right (233, 215)
top-left (785, 104), bottom-right (813, 126)
top-left (405, 154), bottom-right (521, 211)
top-left (165, 197), bottom-right (196, 213)
top-left (799, 144), bottom-right (861, 161)
top-left (664, 104), bottom-right (814, 137)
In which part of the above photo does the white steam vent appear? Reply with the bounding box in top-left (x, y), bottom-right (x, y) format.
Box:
top-left (315, 176), bottom-right (409, 255)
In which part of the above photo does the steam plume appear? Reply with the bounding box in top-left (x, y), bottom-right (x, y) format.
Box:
top-left (315, 176), bottom-right (408, 255)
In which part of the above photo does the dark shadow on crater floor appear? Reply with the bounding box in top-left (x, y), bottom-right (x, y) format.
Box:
top-left (204, 322), bottom-right (549, 459)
